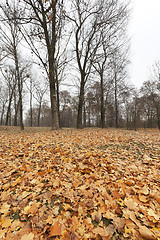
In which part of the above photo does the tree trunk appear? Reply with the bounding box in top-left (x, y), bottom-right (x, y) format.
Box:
top-left (100, 73), bottom-right (105, 128)
top-left (56, 68), bottom-right (61, 128)
top-left (49, 58), bottom-right (59, 130)
top-left (14, 99), bottom-right (19, 126)
top-left (115, 72), bottom-right (118, 128)
top-left (5, 86), bottom-right (13, 126)
top-left (37, 101), bottom-right (42, 127)
top-left (14, 46), bottom-right (24, 130)
top-left (1, 103), bottom-right (6, 125)
top-left (30, 79), bottom-right (33, 127)
top-left (5, 92), bottom-right (13, 126)
top-left (83, 102), bottom-right (86, 128)
top-left (77, 79), bottom-right (85, 129)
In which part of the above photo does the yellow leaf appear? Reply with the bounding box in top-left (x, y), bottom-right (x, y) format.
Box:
top-left (0, 202), bottom-right (10, 215)
top-left (2, 218), bottom-right (12, 228)
top-left (23, 205), bottom-right (31, 214)
top-left (125, 225), bottom-right (132, 234)
top-left (148, 209), bottom-right (160, 221)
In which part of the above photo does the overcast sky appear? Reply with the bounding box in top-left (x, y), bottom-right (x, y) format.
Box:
top-left (129, 0), bottom-right (160, 88)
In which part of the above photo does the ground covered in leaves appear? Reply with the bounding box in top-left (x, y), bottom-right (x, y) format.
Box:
top-left (0, 126), bottom-right (160, 240)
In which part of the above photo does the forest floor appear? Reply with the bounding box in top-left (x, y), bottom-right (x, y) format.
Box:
top-left (0, 126), bottom-right (160, 240)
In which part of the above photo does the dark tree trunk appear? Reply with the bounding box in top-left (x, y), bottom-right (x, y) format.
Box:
top-left (77, 78), bottom-right (85, 129)
top-left (1, 104), bottom-right (6, 125)
top-left (14, 99), bottom-right (19, 126)
top-left (56, 68), bottom-right (61, 128)
top-left (5, 91), bottom-right (13, 126)
top-left (83, 102), bottom-right (86, 128)
top-left (30, 80), bottom-right (33, 127)
top-left (115, 72), bottom-right (118, 128)
top-left (37, 102), bottom-right (42, 127)
top-left (14, 46), bottom-right (24, 130)
top-left (100, 73), bottom-right (105, 128)
top-left (49, 57), bottom-right (59, 130)
top-left (47, 1), bottom-right (59, 130)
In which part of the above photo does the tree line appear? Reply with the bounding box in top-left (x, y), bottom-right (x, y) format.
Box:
top-left (0, 0), bottom-right (160, 130)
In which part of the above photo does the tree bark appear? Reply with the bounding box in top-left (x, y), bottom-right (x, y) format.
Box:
top-left (100, 72), bottom-right (105, 128)
top-left (115, 72), bottom-right (118, 128)
top-left (14, 46), bottom-right (24, 130)
top-left (77, 78), bottom-right (85, 129)
top-left (37, 101), bottom-right (42, 127)
top-left (5, 89), bottom-right (13, 126)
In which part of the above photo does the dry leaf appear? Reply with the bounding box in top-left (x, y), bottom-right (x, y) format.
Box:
top-left (49, 222), bottom-right (62, 236)
top-left (21, 232), bottom-right (34, 240)
top-left (103, 211), bottom-right (116, 219)
top-left (139, 194), bottom-right (149, 203)
top-left (138, 225), bottom-right (156, 240)
top-left (147, 209), bottom-right (160, 221)
top-left (124, 198), bottom-right (139, 211)
top-left (1, 218), bottom-right (12, 228)
top-left (0, 202), bottom-right (10, 215)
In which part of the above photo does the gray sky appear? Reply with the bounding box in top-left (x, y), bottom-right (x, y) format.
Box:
top-left (129, 0), bottom-right (160, 88)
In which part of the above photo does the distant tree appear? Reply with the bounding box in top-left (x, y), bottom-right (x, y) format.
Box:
top-left (33, 81), bottom-right (48, 127)
top-left (1, 67), bottom-right (17, 125)
top-left (0, 85), bottom-right (8, 125)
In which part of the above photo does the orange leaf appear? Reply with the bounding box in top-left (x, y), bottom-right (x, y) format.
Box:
top-left (49, 222), bottom-right (62, 236)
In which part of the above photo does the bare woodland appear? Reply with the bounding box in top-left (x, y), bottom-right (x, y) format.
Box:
top-left (0, 0), bottom-right (160, 130)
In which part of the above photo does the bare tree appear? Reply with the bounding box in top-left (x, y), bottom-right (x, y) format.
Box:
top-left (18, 0), bottom-right (69, 130)
top-left (1, 67), bottom-right (17, 125)
top-left (66, 0), bottom-right (129, 128)
top-left (33, 81), bottom-right (48, 127)
top-left (0, 0), bottom-right (25, 130)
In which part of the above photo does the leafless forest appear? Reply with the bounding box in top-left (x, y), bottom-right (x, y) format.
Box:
top-left (0, 0), bottom-right (160, 130)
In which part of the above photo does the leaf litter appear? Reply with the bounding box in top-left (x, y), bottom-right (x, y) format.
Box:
top-left (0, 127), bottom-right (160, 239)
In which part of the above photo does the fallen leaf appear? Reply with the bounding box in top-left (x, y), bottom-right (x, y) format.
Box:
top-left (139, 225), bottom-right (156, 240)
top-left (139, 194), bottom-right (149, 203)
top-left (1, 218), bottom-right (12, 228)
top-left (49, 222), bottom-right (62, 236)
top-left (21, 232), bottom-right (34, 240)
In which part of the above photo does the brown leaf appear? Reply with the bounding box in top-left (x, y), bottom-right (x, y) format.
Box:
top-left (139, 194), bottom-right (149, 203)
top-left (92, 227), bottom-right (110, 237)
top-left (138, 225), bottom-right (156, 240)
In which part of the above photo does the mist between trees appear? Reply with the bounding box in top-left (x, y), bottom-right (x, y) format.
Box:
top-left (0, 0), bottom-right (160, 130)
